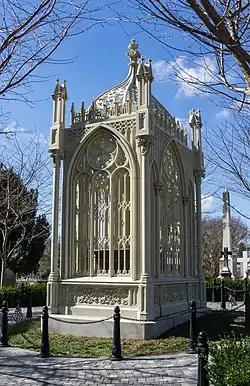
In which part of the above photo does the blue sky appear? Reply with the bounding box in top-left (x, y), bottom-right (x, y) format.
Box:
top-left (2, 3), bottom-right (249, 226)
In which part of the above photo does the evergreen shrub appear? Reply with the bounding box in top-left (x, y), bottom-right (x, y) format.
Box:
top-left (0, 282), bottom-right (47, 308)
top-left (208, 334), bottom-right (250, 386)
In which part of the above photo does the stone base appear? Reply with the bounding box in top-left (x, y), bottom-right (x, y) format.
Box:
top-left (219, 267), bottom-right (232, 279)
top-left (48, 307), bottom-right (211, 340)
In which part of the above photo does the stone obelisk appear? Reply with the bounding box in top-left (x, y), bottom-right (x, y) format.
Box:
top-left (219, 190), bottom-right (235, 279)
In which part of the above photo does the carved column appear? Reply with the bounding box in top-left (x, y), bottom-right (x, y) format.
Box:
top-left (154, 182), bottom-right (163, 278)
top-left (136, 134), bottom-right (154, 320)
top-left (195, 170), bottom-right (206, 306)
top-left (182, 196), bottom-right (190, 277)
top-left (48, 152), bottom-right (61, 313)
top-left (195, 171), bottom-right (203, 279)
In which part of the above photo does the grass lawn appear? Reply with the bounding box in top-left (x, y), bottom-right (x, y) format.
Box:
top-left (8, 310), bottom-right (246, 358)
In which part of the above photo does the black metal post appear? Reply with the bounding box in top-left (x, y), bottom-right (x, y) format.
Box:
top-left (244, 276), bottom-right (248, 305)
top-left (40, 306), bottom-right (50, 358)
top-left (220, 279), bottom-right (226, 310)
top-left (197, 331), bottom-right (209, 386)
top-left (20, 282), bottom-right (24, 306)
top-left (244, 277), bottom-right (250, 334)
top-left (188, 300), bottom-right (197, 354)
top-left (111, 306), bottom-right (122, 361)
top-left (26, 287), bottom-right (32, 319)
top-left (1, 301), bottom-right (9, 346)
top-left (212, 279), bottom-right (216, 302)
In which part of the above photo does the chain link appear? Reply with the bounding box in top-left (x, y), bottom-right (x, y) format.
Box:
top-left (197, 302), bottom-right (245, 317)
top-left (224, 286), bottom-right (245, 293)
top-left (44, 299), bottom-right (247, 326)
top-left (48, 315), bottom-right (113, 324)
top-left (120, 310), bottom-right (189, 323)
top-left (155, 310), bottom-right (189, 322)
top-left (48, 310), bottom-right (190, 325)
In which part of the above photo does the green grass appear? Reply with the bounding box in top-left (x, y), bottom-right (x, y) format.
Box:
top-left (8, 310), bottom-right (246, 358)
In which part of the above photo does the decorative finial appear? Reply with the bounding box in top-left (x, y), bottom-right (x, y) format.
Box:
top-left (126, 39), bottom-right (141, 66)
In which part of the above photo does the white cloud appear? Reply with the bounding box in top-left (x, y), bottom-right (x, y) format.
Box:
top-left (201, 194), bottom-right (214, 212)
top-left (215, 108), bottom-right (231, 120)
top-left (153, 56), bottom-right (216, 98)
top-left (153, 60), bottom-right (173, 82)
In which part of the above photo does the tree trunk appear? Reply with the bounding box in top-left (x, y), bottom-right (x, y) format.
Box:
top-left (0, 257), bottom-right (5, 287)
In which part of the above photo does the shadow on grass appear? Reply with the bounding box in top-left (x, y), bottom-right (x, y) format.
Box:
top-left (161, 310), bottom-right (246, 341)
top-left (9, 319), bottom-right (36, 336)
top-left (9, 319), bottom-right (41, 350)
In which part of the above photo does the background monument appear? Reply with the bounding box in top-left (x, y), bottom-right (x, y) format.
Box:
top-left (47, 40), bottom-right (206, 339)
top-left (219, 190), bottom-right (237, 278)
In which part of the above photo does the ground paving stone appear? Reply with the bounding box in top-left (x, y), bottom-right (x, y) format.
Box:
top-left (1, 302), bottom-right (240, 385)
top-left (0, 347), bottom-right (198, 385)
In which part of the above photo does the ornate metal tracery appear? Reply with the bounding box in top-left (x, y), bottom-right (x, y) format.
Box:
top-left (160, 145), bottom-right (182, 276)
top-left (74, 130), bottom-right (131, 276)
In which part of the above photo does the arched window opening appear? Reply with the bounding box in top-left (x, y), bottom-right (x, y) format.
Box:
top-left (160, 146), bottom-right (182, 276)
top-left (112, 168), bottom-right (130, 274)
top-left (75, 174), bottom-right (91, 275)
top-left (93, 171), bottom-right (110, 274)
top-left (73, 130), bottom-right (131, 277)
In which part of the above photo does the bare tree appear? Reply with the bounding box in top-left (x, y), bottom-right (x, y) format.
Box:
top-left (0, 0), bottom-right (108, 128)
top-left (203, 216), bottom-right (249, 279)
top-left (0, 133), bottom-right (51, 286)
top-left (202, 111), bottom-right (250, 218)
top-left (126, 0), bottom-right (250, 107)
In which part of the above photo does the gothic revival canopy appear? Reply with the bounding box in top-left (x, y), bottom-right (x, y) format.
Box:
top-left (47, 40), bottom-right (206, 338)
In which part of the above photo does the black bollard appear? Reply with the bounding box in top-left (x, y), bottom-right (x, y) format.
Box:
top-left (212, 279), bottom-right (216, 302)
top-left (111, 306), bottom-right (122, 361)
top-left (26, 287), bottom-right (32, 319)
top-left (20, 282), bottom-right (24, 305)
top-left (40, 306), bottom-right (50, 358)
top-left (220, 279), bottom-right (226, 310)
top-left (244, 277), bottom-right (250, 334)
top-left (244, 277), bottom-right (248, 305)
top-left (188, 300), bottom-right (197, 354)
top-left (1, 301), bottom-right (9, 346)
top-left (197, 331), bottom-right (209, 386)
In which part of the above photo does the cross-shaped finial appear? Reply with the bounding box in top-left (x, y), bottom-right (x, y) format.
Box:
top-left (221, 247), bottom-right (232, 267)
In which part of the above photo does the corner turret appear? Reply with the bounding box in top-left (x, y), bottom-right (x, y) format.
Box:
top-left (189, 109), bottom-right (204, 174)
top-left (49, 79), bottom-right (68, 155)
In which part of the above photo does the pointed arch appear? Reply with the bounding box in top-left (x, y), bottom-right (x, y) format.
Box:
top-left (67, 123), bottom-right (138, 183)
top-left (149, 158), bottom-right (160, 182)
top-left (159, 139), bottom-right (184, 276)
top-left (64, 125), bottom-right (138, 279)
top-left (159, 138), bottom-right (185, 195)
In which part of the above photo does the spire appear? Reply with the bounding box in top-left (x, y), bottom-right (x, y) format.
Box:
top-left (126, 39), bottom-right (141, 67)
top-left (52, 79), bottom-right (68, 101)
top-left (145, 58), bottom-right (153, 81)
top-left (189, 109), bottom-right (202, 150)
top-left (49, 78), bottom-right (67, 154)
